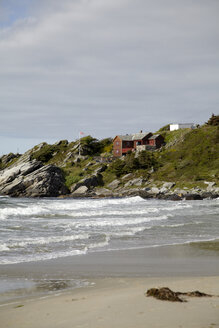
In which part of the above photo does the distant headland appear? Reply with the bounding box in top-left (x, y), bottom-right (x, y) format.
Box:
top-left (0, 114), bottom-right (218, 199)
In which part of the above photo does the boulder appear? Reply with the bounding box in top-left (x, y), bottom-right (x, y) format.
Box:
top-left (184, 194), bottom-right (203, 200)
top-left (107, 179), bottom-right (120, 189)
top-left (72, 186), bottom-right (89, 195)
top-left (0, 161), bottom-right (69, 197)
top-left (94, 188), bottom-right (112, 197)
top-left (94, 165), bottom-right (107, 175)
top-left (150, 187), bottom-right (160, 194)
top-left (204, 181), bottom-right (216, 187)
top-left (207, 185), bottom-right (218, 193)
top-left (159, 187), bottom-right (168, 193)
top-left (139, 190), bottom-right (154, 199)
top-left (156, 193), bottom-right (182, 201)
top-left (72, 173), bottom-right (104, 192)
top-left (121, 173), bottom-right (133, 180)
top-left (162, 182), bottom-right (175, 189)
top-left (124, 178), bottom-right (144, 187)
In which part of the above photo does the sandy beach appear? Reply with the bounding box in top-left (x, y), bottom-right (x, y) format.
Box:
top-left (0, 242), bottom-right (219, 328)
top-left (0, 276), bottom-right (219, 328)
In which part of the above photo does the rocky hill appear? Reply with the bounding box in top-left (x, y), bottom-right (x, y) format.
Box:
top-left (0, 116), bottom-right (218, 199)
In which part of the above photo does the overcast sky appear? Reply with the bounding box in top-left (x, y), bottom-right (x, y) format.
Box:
top-left (0, 0), bottom-right (219, 155)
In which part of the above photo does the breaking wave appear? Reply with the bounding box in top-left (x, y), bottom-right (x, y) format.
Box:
top-left (0, 196), bottom-right (218, 264)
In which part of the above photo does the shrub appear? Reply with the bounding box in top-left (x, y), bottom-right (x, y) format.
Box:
top-left (65, 175), bottom-right (81, 188)
top-left (206, 114), bottom-right (219, 126)
top-left (31, 145), bottom-right (55, 163)
top-left (124, 152), bottom-right (139, 172)
top-left (108, 159), bottom-right (125, 177)
top-left (80, 136), bottom-right (100, 155)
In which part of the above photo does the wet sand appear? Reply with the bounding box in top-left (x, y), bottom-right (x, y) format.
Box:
top-left (0, 242), bottom-right (219, 327)
top-left (1, 243), bottom-right (219, 280)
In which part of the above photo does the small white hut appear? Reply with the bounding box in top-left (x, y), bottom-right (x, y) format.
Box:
top-left (169, 123), bottom-right (195, 131)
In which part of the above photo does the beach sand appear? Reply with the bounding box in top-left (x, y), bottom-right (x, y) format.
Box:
top-left (0, 276), bottom-right (219, 328)
top-left (0, 242), bottom-right (219, 328)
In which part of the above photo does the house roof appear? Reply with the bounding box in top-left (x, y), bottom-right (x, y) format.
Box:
top-left (117, 134), bottom-right (133, 141)
top-left (148, 134), bottom-right (161, 140)
top-left (115, 132), bottom-right (151, 142)
top-left (132, 132), bottom-right (151, 140)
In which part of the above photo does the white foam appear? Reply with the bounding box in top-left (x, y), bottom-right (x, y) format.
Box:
top-left (159, 221), bottom-right (202, 229)
top-left (109, 226), bottom-right (150, 238)
top-left (0, 244), bottom-right (10, 251)
top-left (1, 196), bottom-right (218, 265)
top-left (0, 248), bottom-right (88, 265)
top-left (6, 234), bottom-right (89, 248)
top-left (0, 196), bottom-right (149, 220)
top-left (74, 215), bottom-right (168, 228)
top-left (0, 205), bottom-right (50, 220)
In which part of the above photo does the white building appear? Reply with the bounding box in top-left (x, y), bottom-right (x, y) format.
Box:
top-left (170, 123), bottom-right (195, 131)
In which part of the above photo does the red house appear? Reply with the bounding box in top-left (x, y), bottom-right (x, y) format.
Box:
top-left (113, 132), bottom-right (164, 157)
top-left (148, 134), bottom-right (165, 149)
top-left (113, 132), bottom-right (152, 157)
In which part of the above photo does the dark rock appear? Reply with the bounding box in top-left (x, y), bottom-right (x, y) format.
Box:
top-left (72, 173), bottom-right (104, 192)
top-left (201, 192), bottom-right (219, 199)
top-left (139, 190), bottom-right (154, 199)
top-left (94, 165), bottom-right (107, 174)
top-left (156, 193), bottom-right (183, 201)
top-left (184, 194), bottom-right (203, 200)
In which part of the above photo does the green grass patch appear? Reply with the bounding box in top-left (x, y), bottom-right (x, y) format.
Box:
top-left (152, 125), bottom-right (219, 183)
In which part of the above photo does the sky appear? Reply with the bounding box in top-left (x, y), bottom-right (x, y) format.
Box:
top-left (0, 0), bottom-right (219, 155)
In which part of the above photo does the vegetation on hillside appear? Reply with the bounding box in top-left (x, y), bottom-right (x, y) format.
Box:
top-left (28, 136), bottom-right (113, 189)
top-left (1, 114), bottom-right (218, 190)
top-left (206, 114), bottom-right (219, 126)
top-left (107, 151), bottom-right (157, 178)
top-left (153, 124), bottom-right (219, 182)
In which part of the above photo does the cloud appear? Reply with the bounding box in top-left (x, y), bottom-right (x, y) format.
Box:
top-left (0, 0), bottom-right (219, 153)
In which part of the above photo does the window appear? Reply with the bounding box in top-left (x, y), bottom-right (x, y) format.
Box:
top-left (116, 141), bottom-right (119, 146)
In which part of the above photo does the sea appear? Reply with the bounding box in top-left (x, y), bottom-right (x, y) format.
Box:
top-left (1, 195), bottom-right (219, 265)
top-left (0, 195), bottom-right (219, 303)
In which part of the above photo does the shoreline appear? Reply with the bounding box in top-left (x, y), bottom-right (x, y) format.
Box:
top-left (0, 241), bottom-right (218, 304)
top-left (1, 241), bottom-right (219, 278)
top-left (1, 186), bottom-right (219, 200)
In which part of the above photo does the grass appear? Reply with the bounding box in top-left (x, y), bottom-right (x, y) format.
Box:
top-left (152, 125), bottom-right (219, 183)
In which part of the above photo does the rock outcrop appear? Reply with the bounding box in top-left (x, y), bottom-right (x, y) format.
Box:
top-left (70, 173), bottom-right (104, 194)
top-left (0, 159), bottom-right (69, 197)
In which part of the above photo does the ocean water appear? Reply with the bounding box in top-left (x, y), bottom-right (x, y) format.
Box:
top-left (0, 196), bottom-right (219, 265)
